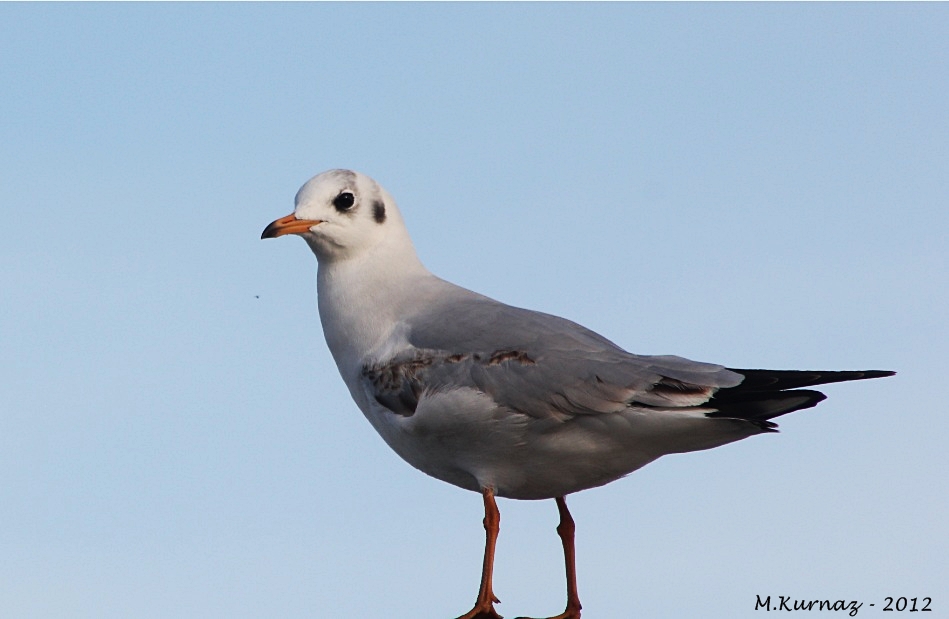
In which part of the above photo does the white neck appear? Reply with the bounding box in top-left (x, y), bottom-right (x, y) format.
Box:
top-left (316, 237), bottom-right (432, 373)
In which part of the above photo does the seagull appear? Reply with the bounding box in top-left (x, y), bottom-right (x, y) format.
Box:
top-left (262, 169), bottom-right (893, 619)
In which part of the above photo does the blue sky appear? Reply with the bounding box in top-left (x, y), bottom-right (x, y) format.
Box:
top-left (1, 4), bottom-right (946, 618)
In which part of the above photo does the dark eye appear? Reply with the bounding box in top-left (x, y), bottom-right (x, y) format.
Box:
top-left (333, 192), bottom-right (355, 212)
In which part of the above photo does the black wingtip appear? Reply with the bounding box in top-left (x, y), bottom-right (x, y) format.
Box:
top-left (707, 369), bottom-right (894, 425)
top-left (862, 370), bottom-right (896, 379)
top-left (725, 368), bottom-right (896, 392)
top-left (707, 389), bottom-right (828, 422)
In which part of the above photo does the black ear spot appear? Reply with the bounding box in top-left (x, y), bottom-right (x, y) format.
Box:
top-left (372, 200), bottom-right (386, 224)
top-left (333, 192), bottom-right (355, 212)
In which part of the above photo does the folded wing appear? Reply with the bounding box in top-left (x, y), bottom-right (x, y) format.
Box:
top-left (361, 295), bottom-right (893, 427)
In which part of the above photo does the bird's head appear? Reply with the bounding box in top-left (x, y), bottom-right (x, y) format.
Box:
top-left (262, 169), bottom-right (410, 263)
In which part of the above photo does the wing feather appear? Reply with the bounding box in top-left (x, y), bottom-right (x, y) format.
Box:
top-left (361, 298), bottom-right (742, 420)
top-left (360, 294), bottom-right (893, 426)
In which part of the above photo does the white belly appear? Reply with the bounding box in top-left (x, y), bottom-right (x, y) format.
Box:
top-left (358, 387), bottom-right (761, 500)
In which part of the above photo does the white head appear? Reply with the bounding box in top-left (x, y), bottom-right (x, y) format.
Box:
top-left (262, 169), bottom-right (415, 264)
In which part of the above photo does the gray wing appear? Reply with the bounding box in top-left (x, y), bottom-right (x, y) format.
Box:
top-left (362, 295), bottom-right (744, 420)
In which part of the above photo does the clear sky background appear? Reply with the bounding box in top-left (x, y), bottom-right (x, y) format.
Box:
top-left (1, 4), bottom-right (946, 618)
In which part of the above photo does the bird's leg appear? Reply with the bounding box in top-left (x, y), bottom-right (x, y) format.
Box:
top-left (455, 487), bottom-right (503, 619)
top-left (517, 496), bottom-right (582, 619)
top-left (553, 496), bottom-right (582, 618)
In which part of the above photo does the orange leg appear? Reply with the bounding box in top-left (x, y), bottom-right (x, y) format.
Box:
top-left (553, 496), bottom-right (582, 619)
top-left (517, 497), bottom-right (582, 619)
top-left (456, 488), bottom-right (503, 619)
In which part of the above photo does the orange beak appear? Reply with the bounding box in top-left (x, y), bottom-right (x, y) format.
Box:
top-left (261, 214), bottom-right (323, 239)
